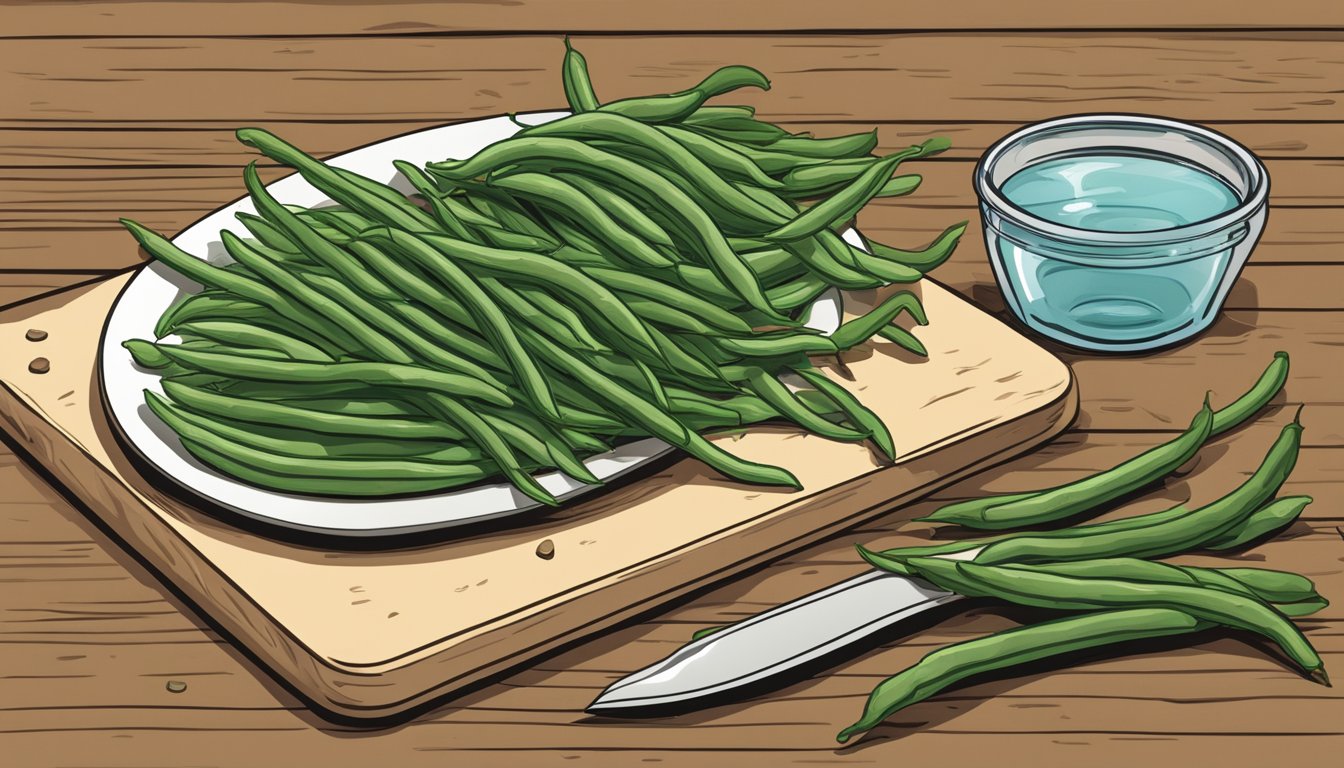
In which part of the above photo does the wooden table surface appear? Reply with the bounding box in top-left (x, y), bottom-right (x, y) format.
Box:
top-left (3, 2), bottom-right (1342, 765)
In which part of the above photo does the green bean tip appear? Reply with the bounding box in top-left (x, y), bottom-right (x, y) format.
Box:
top-left (919, 136), bottom-right (952, 155)
top-left (1311, 668), bottom-right (1331, 687)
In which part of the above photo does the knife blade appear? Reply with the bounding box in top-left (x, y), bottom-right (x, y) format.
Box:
top-left (587, 568), bottom-right (966, 713)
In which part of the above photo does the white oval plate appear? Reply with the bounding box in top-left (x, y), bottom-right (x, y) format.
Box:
top-left (99, 112), bottom-right (856, 537)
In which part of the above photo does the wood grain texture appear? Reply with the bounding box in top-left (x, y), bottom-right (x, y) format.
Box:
top-left (7, 34), bottom-right (1344, 125)
top-left (3, 0), bottom-right (1342, 36)
top-left (8, 121), bottom-right (1344, 168)
top-left (4, 10), bottom-right (1344, 767)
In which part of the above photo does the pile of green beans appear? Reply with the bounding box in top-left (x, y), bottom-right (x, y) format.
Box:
top-left (829, 370), bottom-right (1330, 744)
top-left (121, 40), bottom-right (963, 502)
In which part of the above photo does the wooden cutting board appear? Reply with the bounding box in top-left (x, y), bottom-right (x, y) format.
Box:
top-left (0, 271), bottom-right (1075, 721)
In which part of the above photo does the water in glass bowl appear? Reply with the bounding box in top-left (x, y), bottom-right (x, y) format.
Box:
top-left (996, 153), bottom-right (1243, 346)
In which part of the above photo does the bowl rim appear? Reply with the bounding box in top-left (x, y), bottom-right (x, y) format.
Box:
top-left (973, 113), bottom-right (1269, 246)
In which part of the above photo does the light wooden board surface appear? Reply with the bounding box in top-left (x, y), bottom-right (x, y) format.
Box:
top-left (3, 5), bottom-right (1344, 766)
top-left (0, 272), bottom-right (1073, 718)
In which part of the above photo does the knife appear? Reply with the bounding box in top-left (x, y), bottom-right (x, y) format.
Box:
top-left (587, 553), bottom-right (980, 714)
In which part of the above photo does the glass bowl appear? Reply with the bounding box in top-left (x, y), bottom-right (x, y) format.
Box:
top-left (974, 114), bottom-right (1269, 353)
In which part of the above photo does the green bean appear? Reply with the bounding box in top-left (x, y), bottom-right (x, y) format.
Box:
top-left (793, 367), bottom-right (895, 460)
top-left (917, 556), bottom-right (1327, 680)
top-left (621, 297), bottom-right (718, 335)
top-left (172, 320), bottom-right (333, 362)
top-left (517, 285), bottom-right (612, 354)
top-left (831, 291), bottom-right (928, 349)
top-left (768, 131), bottom-right (880, 159)
top-left (175, 339), bottom-right (295, 362)
top-left (298, 398), bottom-right (426, 418)
top-left (684, 105), bottom-right (757, 123)
top-left (597, 65), bottom-right (770, 123)
top-left (741, 246), bottom-right (803, 280)
top-left (519, 112), bottom-right (787, 227)
top-left (487, 172), bottom-right (674, 267)
top-left (694, 138), bottom-right (823, 174)
top-left (583, 139), bottom-right (787, 236)
top-left (836, 608), bottom-right (1208, 744)
top-left (700, 393), bottom-right (778, 425)
top-left (766, 140), bottom-right (948, 242)
top-left (866, 504), bottom-right (1198, 578)
top-left (391, 229), bottom-right (670, 367)
top-left (236, 128), bottom-right (438, 232)
top-left (478, 409), bottom-right (599, 486)
top-left (483, 275), bottom-right (605, 355)
top-left (155, 344), bottom-right (513, 408)
top-left (428, 138), bottom-right (788, 322)
top-left (974, 417), bottom-right (1301, 565)
top-left (149, 391), bottom-right (492, 484)
top-left (461, 189), bottom-right (563, 246)
top-left (167, 379), bottom-right (456, 443)
top-left (686, 117), bottom-right (790, 146)
top-left (181, 374), bottom-right (380, 400)
top-left (742, 368), bottom-right (870, 444)
top-left (399, 171), bottom-right (501, 231)
top-left (1206, 495), bottom-right (1312, 550)
top-left (354, 228), bottom-right (559, 419)
top-left (722, 289), bottom-right (922, 357)
top-left (177, 436), bottom-right (492, 497)
top-left (220, 229), bottom-right (407, 362)
top-left (782, 237), bottom-right (884, 290)
top-left (766, 274), bottom-right (829, 310)
top-left (1210, 351), bottom-right (1290, 435)
top-left (660, 125), bottom-right (786, 189)
top-left (240, 164), bottom-right (405, 303)
top-left (718, 331), bottom-right (836, 358)
top-left (733, 182), bottom-right (800, 220)
top-left (877, 325), bottom-right (928, 356)
top-left (923, 398), bottom-right (1214, 529)
top-left (157, 294), bottom-right (313, 341)
top-left (558, 426), bottom-right (609, 455)
top-left (545, 214), bottom-right (614, 258)
top-left (664, 392), bottom-right (743, 425)
top-left (1213, 567), bottom-right (1322, 605)
top-left (124, 339), bottom-right (173, 369)
top-left (556, 173), bottom-right (677, 248)
top-left (298, 270), bottom-right (505, 382)
top-left (924, 353), bottom-right (1290, 529)
top-left (235, 212), bottom-right (300, 254)
top-left (825, 232), bottom-right (924, 284)
top-left (513, 324), bottom-right (801, 489)
top-left (1019, 559), bottom-right (1323, 611)
top-left (866, 222), bottom-right (967, 273)
top-left (477, 223), bottom-right (562, 252)
top-left (150, 391), bottom-right (480, 463)
top-left (561, 37), bottom-right (600, 113)
top-left (121, 219), bottom-right (363, 352)
top-left (391, 160), bottom-right (475, 239)
top-left (324, 235), bottom-right (508, 370)
top-left (581, 266), bottom-right (753, 335)
top-left (159, 379), bottom-right (462, 440)
top-left (418, 392), bottom-right (557, 506)
top-left (646, 326), bottom-right (737, 389)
